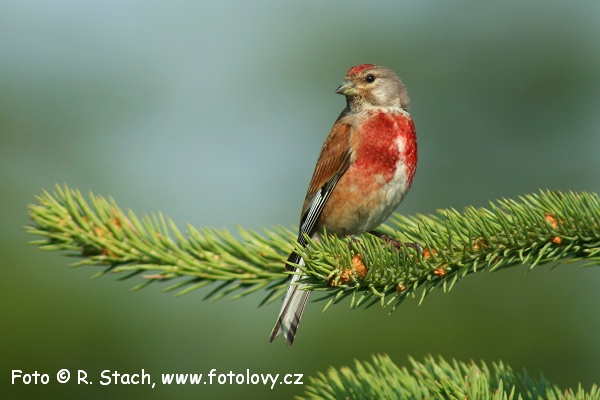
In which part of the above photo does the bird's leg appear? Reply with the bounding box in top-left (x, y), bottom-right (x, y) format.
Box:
top-left (346, 234), bottom-right (359, 247)
top-left (368, 230), bottom-right (423, 254)
top-left (346, 234), bottom-right (372, 256)
top-left (345, 235), bottom-right (366, 254)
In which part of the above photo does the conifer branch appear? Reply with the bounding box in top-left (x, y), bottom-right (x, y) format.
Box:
top-left (300, 354), bottom-right (599, 399)
top-left (26, 185), bottom-right (600, 308)
top-left (26, 184), bottom-right (293, 302)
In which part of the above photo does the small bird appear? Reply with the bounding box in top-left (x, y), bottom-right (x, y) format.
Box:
top-left (269, 64), bottom-right (418, 345)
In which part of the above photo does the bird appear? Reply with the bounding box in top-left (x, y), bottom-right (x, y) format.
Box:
top-left (269, 64), bottom-right (418, 346)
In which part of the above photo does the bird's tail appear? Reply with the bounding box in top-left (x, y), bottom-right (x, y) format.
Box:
top-left (269, 257), bottom-right (311, 346)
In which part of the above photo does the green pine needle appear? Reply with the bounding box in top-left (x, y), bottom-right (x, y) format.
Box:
top-left (26, 184), bottom-right (289, 298)
top-left (26, 184), bottom-right (600, 308)
top-left (300, 354), bottom-right (599, 400)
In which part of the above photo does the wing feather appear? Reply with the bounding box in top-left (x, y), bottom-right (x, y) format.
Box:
top-left (299, 120), bottom-right (353, 233)
top-left (270, 116), bottom-right (354, 344)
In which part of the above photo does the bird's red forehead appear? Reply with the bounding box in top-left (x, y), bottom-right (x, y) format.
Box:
top-left (347, 64), bottom-right (376, 76)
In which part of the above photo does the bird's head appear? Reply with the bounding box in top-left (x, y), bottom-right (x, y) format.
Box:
top-left (336, 64), bottom-right (410, 113)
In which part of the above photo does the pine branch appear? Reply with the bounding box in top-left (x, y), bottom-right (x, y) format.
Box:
top-left (26, 184), bottom-right (293, 302)
top-left (300, 354), bottom-right (599, 400)
top-left (26, 185), bottom-right (600, 308)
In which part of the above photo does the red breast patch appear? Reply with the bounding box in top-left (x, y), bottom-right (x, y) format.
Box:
top-left (355, 111), bottom-right (417, 183)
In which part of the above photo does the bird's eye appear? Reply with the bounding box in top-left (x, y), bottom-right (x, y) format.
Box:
top-left (365, 74), bottom-right (376, 83)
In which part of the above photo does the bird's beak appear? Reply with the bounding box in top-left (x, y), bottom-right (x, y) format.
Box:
top-left (335, 80), bottom-right (358, 96)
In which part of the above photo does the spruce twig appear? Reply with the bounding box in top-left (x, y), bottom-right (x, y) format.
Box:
top-left (300, 354), bottom-right (599, 400)
top-left (26, 184), bottom-right (292, 302)
top-left (26, 185), bottom-right (600, 308)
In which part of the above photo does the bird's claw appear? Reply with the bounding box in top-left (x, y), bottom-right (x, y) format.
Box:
top-left (370, 231), bottom-right (423, 254)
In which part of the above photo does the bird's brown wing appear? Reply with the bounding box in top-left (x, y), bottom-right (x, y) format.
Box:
top-left (272, 118), bottom-right (354, 345)
top-left (291, 118), bottom-right (353, 257)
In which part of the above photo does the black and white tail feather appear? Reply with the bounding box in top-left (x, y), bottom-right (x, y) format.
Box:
top-left (269, 174), bottom-right (343, 345)
top-left (268, 250), bottom-right (312, 346)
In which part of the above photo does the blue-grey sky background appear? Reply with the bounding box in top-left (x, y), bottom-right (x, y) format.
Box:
top-left (3, 1), bottom-right (600, 398)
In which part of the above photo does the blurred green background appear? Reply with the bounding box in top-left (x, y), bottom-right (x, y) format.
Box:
top-left (3, 1), bottom-right (600, 398)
